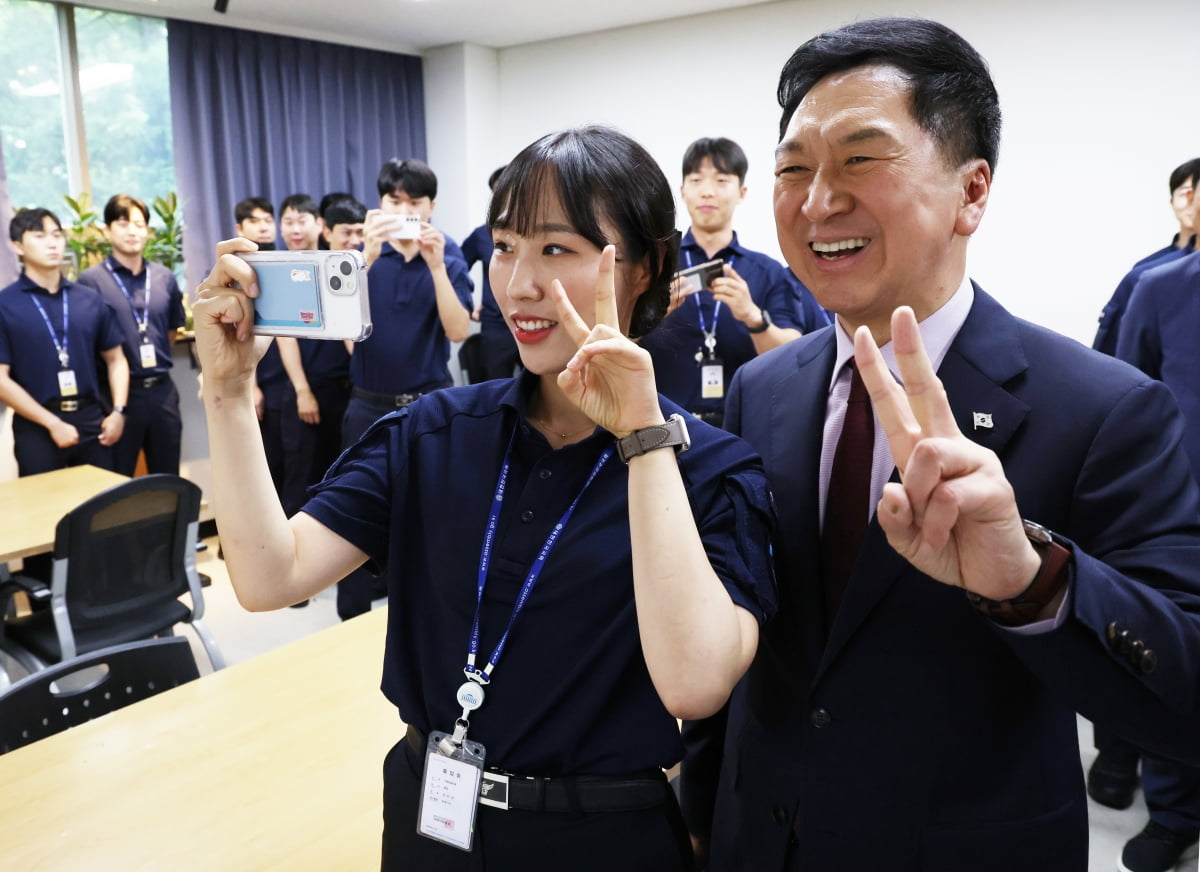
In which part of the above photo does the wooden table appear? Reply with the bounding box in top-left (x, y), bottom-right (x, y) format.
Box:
top-left (0, 607), bottom-right (399, 871)
top-left (0, 465), bottom-right (129, 564)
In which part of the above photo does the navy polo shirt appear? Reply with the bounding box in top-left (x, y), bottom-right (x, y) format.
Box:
top-left (350, 235), bottom-right (474, 394)
top-left (639, 230), bottom-right (830, 415)
top-left (1093, 238), bottom-right (1195, 356)
top-left (257, 342), bottom-right (290, 409)
top-left (298, 337), bottom-right (350, 383)
top-left (1115, 251), bottom-right (1200, 477)
top-left (0, 272), bottom-right (124, 404)
top-left (76, 257), bottom-right (186, 377)
top-left (302, 371), bottom-right (777, 776)
top-left (463, 223), bottom-right (507, 333)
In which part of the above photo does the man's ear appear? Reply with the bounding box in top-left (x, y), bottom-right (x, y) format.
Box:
top-left (10, 238), bottom-right (25, 260)
top-left (955, 158), bottom-right (991, 237)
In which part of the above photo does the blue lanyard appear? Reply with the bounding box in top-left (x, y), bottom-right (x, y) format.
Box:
top-left (30, 290), bottom-right (70, 368)
top-left (683, 249), bottom-right (736, 336)
top-left (464, 423), bottom-right (614, 684)
top-left (105, 261), bottom-right (151, 336)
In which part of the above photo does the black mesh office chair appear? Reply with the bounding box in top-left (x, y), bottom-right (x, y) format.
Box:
top-left (0, 636), bottom-right (200, 754)
top-left (0, 474), bottom-right (224, 676)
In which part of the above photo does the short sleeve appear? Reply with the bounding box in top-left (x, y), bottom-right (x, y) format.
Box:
top-left (301, 411), bottom-right (406, 569)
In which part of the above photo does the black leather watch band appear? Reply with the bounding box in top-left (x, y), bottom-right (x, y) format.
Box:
top-left (615, 413), bottom-right (691, 464)
top-left (965, 520), bottom-right (1072, 626)
top-left (747, 308), bottom-right (772, 334)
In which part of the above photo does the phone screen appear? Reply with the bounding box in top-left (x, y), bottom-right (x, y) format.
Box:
top-left (253, 262), bottom-right (325, 329)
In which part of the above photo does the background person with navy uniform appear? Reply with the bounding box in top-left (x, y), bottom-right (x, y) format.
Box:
top-left (192, 125), bottom-right (776, 871)
top-left (76, 194), bottom-right (186, 475)
top-left (640, 137), bottom-right (827, 428)
top-left (680, 19), bottom-right (1200, 872)
top-left (336, 158), bottom-right (474, 621)
top-left (275, 195), bottom-right (359, 517)
top-left (0, 208), bottom-right (128, 476)
top-left (463, 165), bottom-right (521, 381)
top-left (1092, 159), bottom-right (1199, 356)
top-left (1113, 240), bottom-right (1200, 872)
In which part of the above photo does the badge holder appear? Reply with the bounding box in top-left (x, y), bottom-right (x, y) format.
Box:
top-left (697, 334), bottom-right (724, 400)
top-left (417, 724), bottom-right (487, 852)
top-left (58, 351), bottom-right (78, 398)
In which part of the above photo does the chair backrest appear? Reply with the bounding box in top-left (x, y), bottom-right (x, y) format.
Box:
top-left (53, 474), bottom-right (202, 631)
top-left (0, 636), bottom-right (200, 754)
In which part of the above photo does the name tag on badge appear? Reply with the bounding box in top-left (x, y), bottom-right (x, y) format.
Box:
top-left (58, 369), bottom-right (78, 397)
top-left (417, 730), bottom-right (486, 852)
top-left (140, 342), bottom-right (157, 369)
top-left (700, 360), bottom-right (724, 399)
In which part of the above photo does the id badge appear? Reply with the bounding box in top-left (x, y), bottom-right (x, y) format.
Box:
top-left (139, 342), bottom-right (158, 369)
top-left (58, 369), bottom-right (78, 397)
top-left (417, 730), bottom-right (486, 852)
top-left (700, 359), bottom-right (725, 400)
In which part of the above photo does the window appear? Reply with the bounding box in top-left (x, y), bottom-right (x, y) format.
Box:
top-left (0, 0), bottom-right (175, 212)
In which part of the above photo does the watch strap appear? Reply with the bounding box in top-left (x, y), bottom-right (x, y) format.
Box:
top-left (747, 308), bottom-right (772, 334)
top-left (965, 520), bottom-right (1071, 626)
top-left (616, 413), bottom-right (690, 464)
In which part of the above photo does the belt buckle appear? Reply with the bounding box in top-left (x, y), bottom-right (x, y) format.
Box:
top-left (142, 376), bottom-right (159, 388)
top-left (478, 771), bottom-right (509, 810)
top-left (60, 399), bottom-right (79, 412)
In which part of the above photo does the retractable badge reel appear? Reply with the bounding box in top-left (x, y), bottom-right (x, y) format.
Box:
top-left (416, 675), bottom-right (488, 852)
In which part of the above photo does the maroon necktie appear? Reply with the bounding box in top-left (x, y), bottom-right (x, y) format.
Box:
top-left (820, 362), bottom-right (874, 624)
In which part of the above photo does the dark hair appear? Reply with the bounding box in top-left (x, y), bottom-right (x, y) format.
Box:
top-left (323, 196), bottom-right (367, 230)
top-left (778, 18), bottom-right (1001, 173)
top-left (319, 191), bottom-right (353, 220)
top-left (1169, 158), bottom-right (1200, 195)
top-left (103, 194), bottom-right (150, 226)
top-left (280, 193), bottom-right (320, 219)
top-left (377, 158), bottom-right (438, 200)
top-left (487, 165), bottom-right (507, 191)
top-left (488, 126), bottom-right (678, 340)
top-left (682, 137), bottom-right (749, 184)
top-left (9, 208), bottom-right (62, 242)
top-left (235, 197), bottom-right (274, 223)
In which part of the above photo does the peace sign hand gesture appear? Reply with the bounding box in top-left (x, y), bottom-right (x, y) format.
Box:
top-left (553, 246), bottom-right (665, 438)
top-left (855, 307), bottom-right (1042, 601)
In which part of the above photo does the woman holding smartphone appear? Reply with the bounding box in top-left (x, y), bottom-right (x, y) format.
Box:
top-left (192, 126), bottom-right (776, 871)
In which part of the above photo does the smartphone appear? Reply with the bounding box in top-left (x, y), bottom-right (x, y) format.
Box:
top-left (380, 213), bottom-right (422, 241)
top-left (674, 259), bottom-right (725, 296)
top-left (238, 249), bottom-right (373, 341)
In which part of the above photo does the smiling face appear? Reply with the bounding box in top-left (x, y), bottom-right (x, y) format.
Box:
top-left (773, 64), bottom-right (990, 340)
top-left (104, 208), bottom-right (149, 259)
top-left (681, 157), bottom-right (746, 236)
top-left (489, 192), bottom-right (647, 376)
top-left (280, 207), bottom-right (322, 251)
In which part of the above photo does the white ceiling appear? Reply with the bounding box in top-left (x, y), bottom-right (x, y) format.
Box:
top-left (78, 0), bottom-right (777, 54)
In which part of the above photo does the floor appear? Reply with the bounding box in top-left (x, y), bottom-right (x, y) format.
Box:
top-left (6, 531), bottom-right (1177, 872)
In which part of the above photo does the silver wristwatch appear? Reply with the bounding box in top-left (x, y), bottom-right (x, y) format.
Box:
top-left (615, 413), bottom-right (691, 464)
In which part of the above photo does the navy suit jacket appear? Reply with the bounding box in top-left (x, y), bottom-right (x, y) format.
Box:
top-left (683, 287), bottom-right (1200, 872)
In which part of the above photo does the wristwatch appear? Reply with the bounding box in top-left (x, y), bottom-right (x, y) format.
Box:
top-left (615, 413), bottom-right (691, 464)
top-left (112, 405), bottom-right (127, 415)
top-left (964, 519), bottom-right (1072, 625)
top-left (747, 308), bottom-right (772, 334)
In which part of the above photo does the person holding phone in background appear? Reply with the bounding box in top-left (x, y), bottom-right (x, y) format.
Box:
top-left (639, 137), bottom-right (827, 429)
top-left (191, 125), bottom-right (776, 870)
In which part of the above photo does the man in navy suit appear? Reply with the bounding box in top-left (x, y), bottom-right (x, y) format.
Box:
top-left (680, 18), bottom-right (1200, 872)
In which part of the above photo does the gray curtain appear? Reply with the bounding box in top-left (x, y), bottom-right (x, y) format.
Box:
top-left (167, 21), bottom-right (425, 293)
top-left (0, 136), bottom-right (18, 286)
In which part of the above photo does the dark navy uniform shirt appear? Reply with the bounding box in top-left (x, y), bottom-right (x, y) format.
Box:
top-left (76, 256), bottom-right (186, 377)
top-left (298, 337), bottom-right (350, 383)
top-left (1115, 250), bottom-right (1200, 478)
top-left (302, 371), bottom-right (777, 776)
top-left (350, 236), bottom-right (474, 394)
top-left (640, 230), bottom-right (829, 416)
top-left (0, 272), bottom-right (124, 404)
top-left (462, 223), bottom-right (506, 333)
top-left (1093, 235), bottom-right (1196, 356)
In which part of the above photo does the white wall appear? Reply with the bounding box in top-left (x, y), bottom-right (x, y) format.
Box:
top-left (425, 0), bottom-right (1200, 345)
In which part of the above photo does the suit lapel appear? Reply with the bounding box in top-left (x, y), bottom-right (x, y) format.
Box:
top-left (812, 287), bottom-right (1031, 684)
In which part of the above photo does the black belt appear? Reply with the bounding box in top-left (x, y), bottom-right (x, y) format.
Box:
top-left (45, 396), bottom-right (95, 413)
top-left (689, 410), bottom-right (724, 427)
top-left (132, 374), bottom-right (169, 389)
top-left (352, 386), bottom-right (425, 408)
top-left (404, 726), bottom-right (668, 813)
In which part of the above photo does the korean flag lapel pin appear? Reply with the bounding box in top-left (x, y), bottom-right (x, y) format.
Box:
top-left (972, 411), bottom-right (994, 431)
